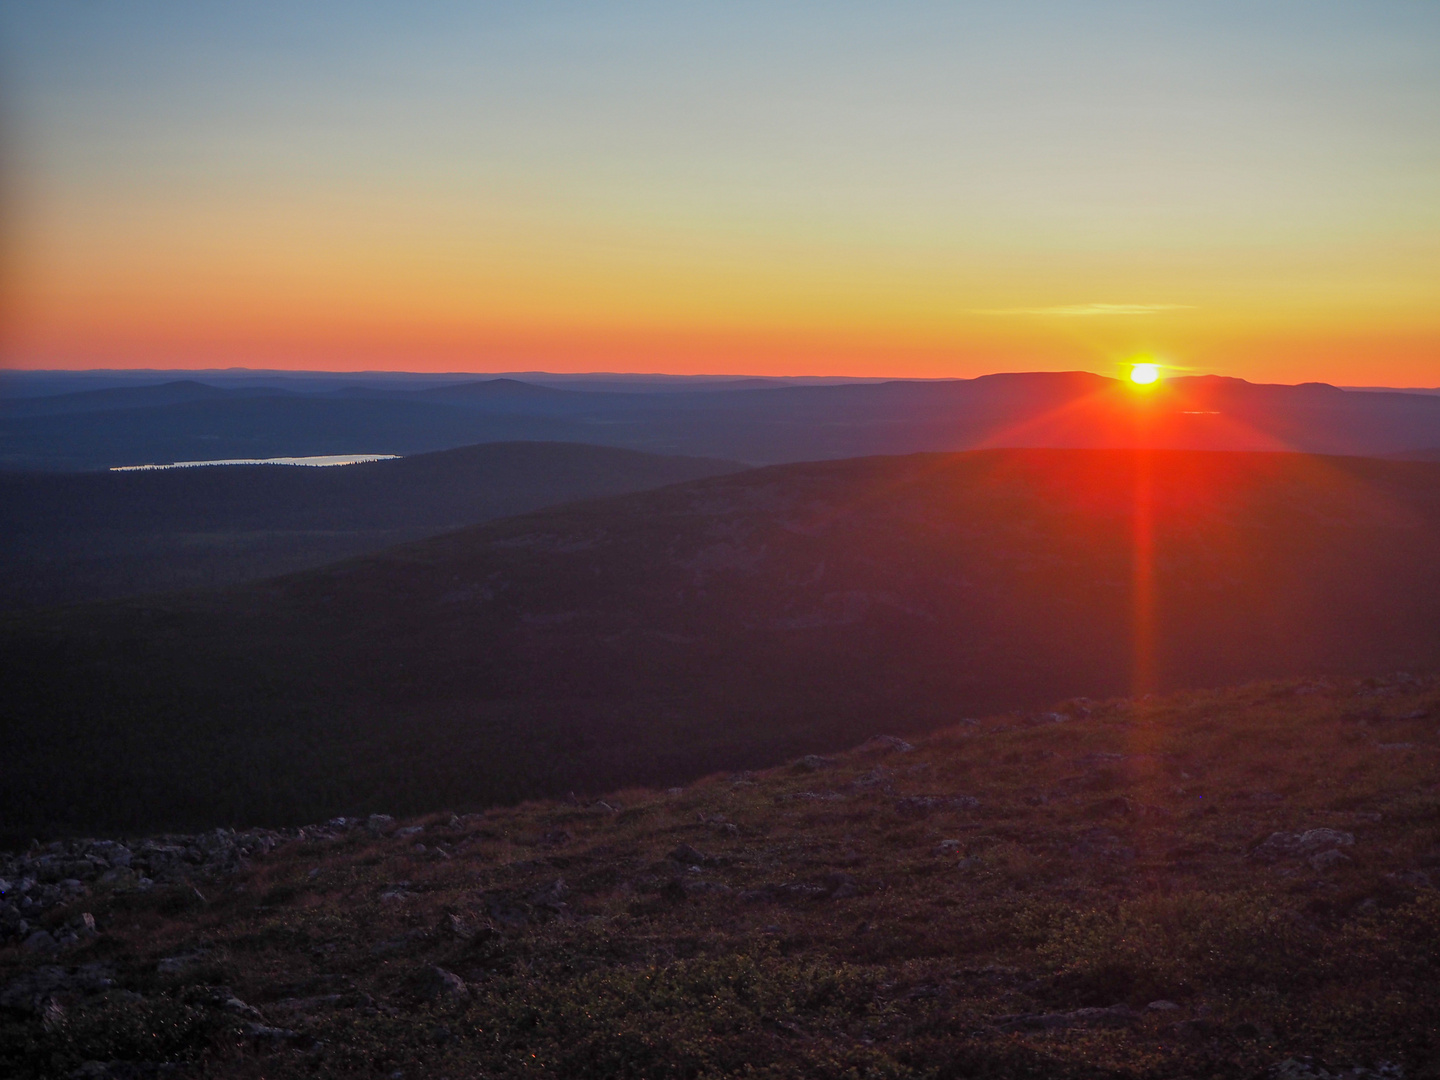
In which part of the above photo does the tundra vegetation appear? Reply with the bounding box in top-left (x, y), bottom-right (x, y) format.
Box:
top-left (2, 676), bottom-right (1437, 1078)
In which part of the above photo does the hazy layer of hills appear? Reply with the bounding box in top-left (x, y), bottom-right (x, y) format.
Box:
top-left (5, 372), bottom-right (1440, 470)
top-left (4, 448), bottom-right (1439, 843)
top-left (2, 676), bottom-right (1437, 1079)
top-left (0, 442), bottom-right (743, 609)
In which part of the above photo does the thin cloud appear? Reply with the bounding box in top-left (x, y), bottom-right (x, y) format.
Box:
top-left (972, 303), bottom-right (1193, 317)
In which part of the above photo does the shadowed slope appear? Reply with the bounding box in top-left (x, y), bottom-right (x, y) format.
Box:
top-left (0, 442), bottom-right (745, 608)
top-left (2, 449), bottom-right (1439, 840)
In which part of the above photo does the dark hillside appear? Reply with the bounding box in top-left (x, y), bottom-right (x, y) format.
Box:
top-left (0, 442), bottom-right (745, 608)
top-left (3, 449), bottom-right (1440, 841)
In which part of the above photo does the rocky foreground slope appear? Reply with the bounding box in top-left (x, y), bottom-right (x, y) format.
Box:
top-left (2, 675), bottom-right (1439, 1079)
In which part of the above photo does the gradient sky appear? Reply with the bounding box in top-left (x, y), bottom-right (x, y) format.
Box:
top-left (2, 1), bottom-right (1438, 383)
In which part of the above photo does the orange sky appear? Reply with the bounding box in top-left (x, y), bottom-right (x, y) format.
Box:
top-left (2, 3), bottom-right (1438, 386)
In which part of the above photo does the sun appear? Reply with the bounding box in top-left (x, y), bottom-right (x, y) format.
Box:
top-left (1129, 362), bottom-right (1161, 385)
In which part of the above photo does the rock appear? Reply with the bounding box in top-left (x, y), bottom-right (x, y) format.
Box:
top-left (775, 790), bottom-right (845, 803)
top-left (366, 814), bottom-right (397, 836)
top-left (822, 872), bottom-right (858, 899)
top-left (681, 881), bottom-right (734, 899)
top-left (852, 769), bottom-right (892, 790)
top-left (858, 735), bottom-right (915, 754)
top-left (668, 843), bottom-right (714, 867)
top-left (528, 878), bottom-right (569, 910)
top-left (1389, 869), bottom-right (1431, 888)
top-left (1025, 712), bottom-right (1071, 726)
top-left (442, 912), bottom-right (475, 939)
top-left (483, 893), bottom-right (533, 928)
top-left (1086, 795), bottom-right (1136, 819)
top-left (540, 829), bottom-right (572, 847)
top-left (1309, 849), bottom-right (1352, 872)
top-left (156, 951), bottom-right (208, 975)
top-left (1259, 1057), bottom-right (1404, 1079)
top-left (417, 966), bottom-right (469, 1002)
top-left (1251, 829), bottom-right (1355, 863)
top-left (222, 996), bottom-right (264, 1021)
top-left (394, 826), bottom-right (424, 838)
top-left (244, 1022), bottom-right (304, 1047)
top-left (22, 930), bottom-right (58, 952)
top-left (1, 964), bottom-right (114, 1014)
top-left (1068, 829), bottom-right (1137, 861)
top-left (1147, 1000), bottom-right (1181, 1011)
top-left (894, 795), bottom-right (979, 818)
top-left (997, 1004), bottom-right (1139, 1032)
top-left (792, 754), bottom-right (834, 772)
top-left (934, 839), bottom-right (965, 855)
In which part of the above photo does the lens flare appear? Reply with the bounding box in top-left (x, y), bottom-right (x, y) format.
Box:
top-left (1130, 362), bottom-right (1161, 385)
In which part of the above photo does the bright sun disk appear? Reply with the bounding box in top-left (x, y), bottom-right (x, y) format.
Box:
top-left (1129, 362), bottom-right (1161, 385)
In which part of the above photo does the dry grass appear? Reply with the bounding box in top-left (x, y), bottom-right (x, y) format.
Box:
top-left (3, 673), bottom-right (1439, 1078)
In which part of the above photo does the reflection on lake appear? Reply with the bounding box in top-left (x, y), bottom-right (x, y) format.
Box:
top-left (111, 454), bottom-right (400, 472)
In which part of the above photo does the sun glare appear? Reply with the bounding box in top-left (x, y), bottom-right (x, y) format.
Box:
top-left (1129, 362), bottom-right (1161, 385)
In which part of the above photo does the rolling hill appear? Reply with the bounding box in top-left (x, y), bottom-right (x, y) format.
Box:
top-left (3, 448), bottom-right (1439, 843)
top-left (0, 442), bottom-right (745, 609)
top-left (4, 373), bottom-right (1440, 471)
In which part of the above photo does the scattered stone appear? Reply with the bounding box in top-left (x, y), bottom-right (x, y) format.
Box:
top-left (22, 930), bottom-right (58, 953)
top-left (416, 966), bottom-right (469, 1002)
top-left (1309, 849), bottom-right (1352, 872)
top-left (443, 912), bottom-right (475, 939)
top-left (851, 769), bottom-right (892, 790)
top-left (1068, 829), bottom-right (1137, 861)
top-left (222, 996), bottom-right (263, 1021)
top-left (1258, 1058), bottom-right (1403, 1079)
top-left (668, 843), bottom-right (715, 867)
top-left (1146, 1000), bottom-right (1181, 1012)
top-left (680, 881), bottom-right (734, 899)
top-left (244, 1022), bottom-right (307, 1049)
top-left (792, 754), bottom-right (834, 772)
top-left (1389, 869), bottom-right (1431, 888)
top-left (996, 1004), bottom-right (1139, 1033)
top-left (395, 826), bottom-right (424, 838)
top-left (1251, 829), bottom-right (1355, 863)
top-left (894, 795), bottom-right (979, 818)
top-left (1086, 795), bottom-right (1136, 819)
top-left (528, 878), bottom-right (569, 911)
top-left (857, 735), bottom-right (915, 754)
top-left (156, 952), bottom-right (208, 975)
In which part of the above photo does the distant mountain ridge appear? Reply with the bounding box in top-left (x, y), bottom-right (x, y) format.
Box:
top-left (4, 372), bottom-right (1440, 470)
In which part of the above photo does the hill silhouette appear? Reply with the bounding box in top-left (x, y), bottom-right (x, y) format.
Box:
top-left (3, 448), bottom-right (1438, 843)
top-left (5, 373), bottom-right (1440, 470)
top-left (0, 442), bottom-right (744, 609)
